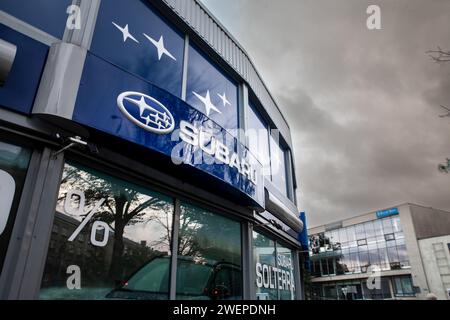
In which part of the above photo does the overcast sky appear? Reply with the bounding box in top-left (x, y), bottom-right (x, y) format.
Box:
top-left (200, 0), bottom-right (450, 227)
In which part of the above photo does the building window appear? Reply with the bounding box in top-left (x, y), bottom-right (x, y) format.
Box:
top-left (176, 202), bottom-right (242, 300)
top-left (385, 233), bottom-right (395, 241)
top-left (382, 217), bottom-right (394, 234)
top-left (0, 141), bottom-right (31, 274)
top-left (357, 239), bottom-right (367, 246)
top-left (310, 216), bottom-right (410, 276)
top-left (393, 276), bottom-right (415, 297)
top-left (39, 162), bottom-right (174, 300)
top-left (246, 102), bottom-right (271, 177)
top-left (363, 221), bottom-right (375, 238)
top-left (253, 231), bottom-right (296, 300)
top-left (186, 43), bottom-right (239, 135)
top-left (355, 224), bottom-right (366, 240)
top-left (269, 135), bottom-right (288, 197)
top-left (254, 233), bottom-right (277, 300)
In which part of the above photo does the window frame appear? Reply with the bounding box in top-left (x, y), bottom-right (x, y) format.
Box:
top-left (184, 37), bottom-right (242, 137)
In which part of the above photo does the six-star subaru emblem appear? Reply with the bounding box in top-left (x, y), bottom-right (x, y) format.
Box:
top-left (117, 91), bottom-right (175, 134)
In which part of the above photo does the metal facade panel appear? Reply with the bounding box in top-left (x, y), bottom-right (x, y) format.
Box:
top-left (160, 0), bottom-right (293, 147)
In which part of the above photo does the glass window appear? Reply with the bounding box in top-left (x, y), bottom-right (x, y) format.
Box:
top-left (311, 259), bottom-right (321, 277)
top-left (373, 220), bottom-right (384, 236)
top-left (396, 244), bottom-right (410, 268)
top-left (359, 252), bottom-right (369, 272)
top-left (186, 43), bottom-right (239, 135)
top-left (391, 217), bottom-right (402, 233)
top-left (385, 233), bottom-right (395, 241)
top-left (338, 282), bottom-right (363, 300)
top-left (177, 203), bottom-right (242, 300)
top-left (253, 232), bottom-right (296, 300)
top-left (382, 218), bottom-right (394, 234)
top-left (379, 247), bottom-right (390, 270)
top-left (323, 285), bottom-right (337, 300)
top-left (269, 135), bottom-right (288, 196)
top-left (355, 224), bottom-right (365, 240)
top-left (393, 276), bottom-right (415, 297)
top-left (364, 222), bottom-right (375, 238)
top-left (357, 239), bottom-right (367, 246)
top-left (363, 277), bottom-right (391, 300)
top-left (277, 245), bottom-right (296, 300)
top-left (39, 162), bottom-right (174, 300)
top-left (335, 252), bottom-right (346, 275)
top-left (347, 226), bottom-right (356, 242)
top-left (381, 278), bottom-right (393, 299)
top-left (387, 246), bottom-right (400, 268)
top-left (339, 228), bottom-right (348, 244)
top-left (0, 141), bottom-right (31, 273)
top-left (349, 252), bottom-right (360, 273)
top-left (321, 259), bottom-right (329, 276)
top-left (368, 249), bottom-right (381, 267)
top-left (328, 230), bottom-right (339, 250)
top-left (254, 232), bottom-right (277, 300)
top-left (327, 258), bottom-right (335, 276)
top-left (246, 103), bottom-right (271, 177)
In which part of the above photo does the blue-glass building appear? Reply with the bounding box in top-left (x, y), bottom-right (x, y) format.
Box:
top-left (307, 204), bottom-right (450, 300)
top-left (0, 0), bottom-right (303, 300)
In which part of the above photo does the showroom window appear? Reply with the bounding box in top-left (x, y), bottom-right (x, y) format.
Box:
top-left (176, 202), bottom-right (242, 300)
top-left (246, 102), bottom-right (271, 177)
top-left (269, 135), bottom-right (288, 197)
top-left (253, 231), bottom-right (296, 300)
top-left (0, 141), bottom-right (31, 274)
top-left (186, 43), bottom-right (239, 135)
top-left (39, 162), bottom-right (175, 300)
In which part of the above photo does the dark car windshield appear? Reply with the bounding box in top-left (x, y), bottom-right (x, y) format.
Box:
top-left (107, 257), bottom-right (215, 299)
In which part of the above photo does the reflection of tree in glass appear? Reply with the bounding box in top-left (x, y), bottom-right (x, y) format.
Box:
top-left (177, 205), bottom-right (241, 265)
top-left (58, 164), bottom-right (172, 280)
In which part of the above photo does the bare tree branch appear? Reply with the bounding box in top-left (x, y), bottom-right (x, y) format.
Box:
top-left (427, 46), bottom-right (450, 63)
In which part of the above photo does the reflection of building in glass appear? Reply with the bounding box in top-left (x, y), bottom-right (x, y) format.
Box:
top-left (308, 204), bottom-right (450, 300)
top-left (42, 211), bottom-right (167, 289)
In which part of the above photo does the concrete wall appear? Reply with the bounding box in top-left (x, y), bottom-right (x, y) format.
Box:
top-left (418, 235), bottom-right (450, 300)
top-left (410, 205), bottom-right (450, 240)
top-left (398, 204), bottom-right (430, 299)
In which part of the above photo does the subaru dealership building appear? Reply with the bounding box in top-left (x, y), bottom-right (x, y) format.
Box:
top-left (0, 0), bottom-right (303, 300)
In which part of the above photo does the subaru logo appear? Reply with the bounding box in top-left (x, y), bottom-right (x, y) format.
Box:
top-left (117, 91), bottom-right (175, 134)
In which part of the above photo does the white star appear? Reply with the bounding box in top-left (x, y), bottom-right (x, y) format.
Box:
top-left (143, 34), bottom-right (176, 61)
top-left (193, 90), bottom-right (222, 117)
top-left (112, 22), bottom-right (139, 43)
top-left (217, 92), bottom-right (231, 107)
top-left (124, 96), bottom-right (148, 117)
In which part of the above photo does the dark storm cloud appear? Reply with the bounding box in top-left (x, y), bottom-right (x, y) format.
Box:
top-left (201, 0), bottom-right (450, 227)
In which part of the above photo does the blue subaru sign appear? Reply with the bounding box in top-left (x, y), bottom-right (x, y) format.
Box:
top-left (0, 0), bottom-right (72, 39)
top-left (376, 207), bottom-right (399, 219)
top-left (0, 23), bottom-right (48, 114)
top-left (90, 0), bottom-right (185, 98)
top-left (73, 53), bottom-right (264, 208)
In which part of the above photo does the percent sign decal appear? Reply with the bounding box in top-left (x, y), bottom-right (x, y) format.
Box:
top-left (65, 190), bottom-right (111, 247)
